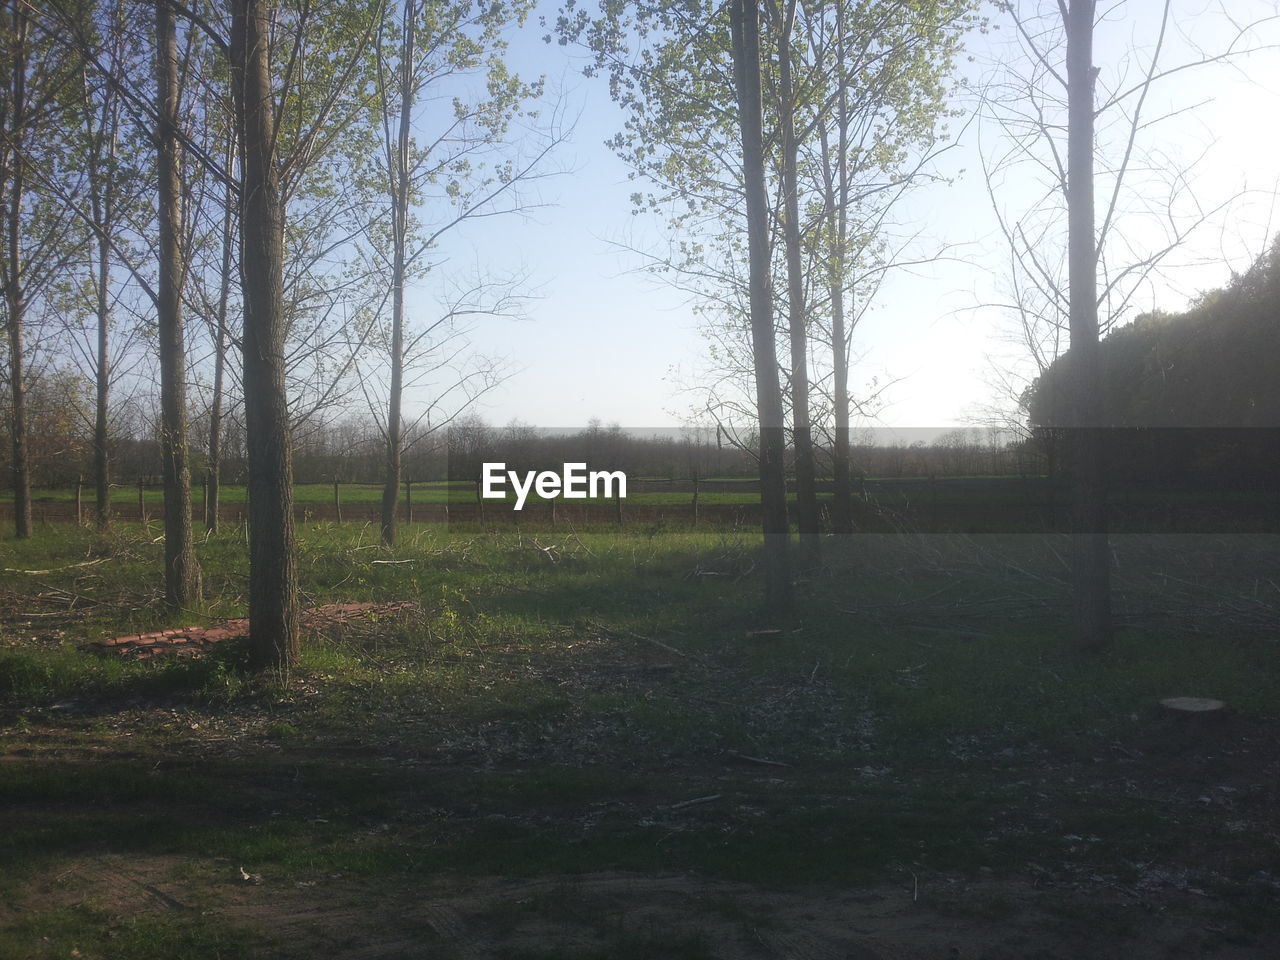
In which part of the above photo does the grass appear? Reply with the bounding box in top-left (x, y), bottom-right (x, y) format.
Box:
top-left (0, 905), bottom-right (267, 960)
top-left (2, 523), bottom-right (1279, 955)
top-left (10, 475), bottom-right (1272, 536)
top-left (13, 479), bottom-right (757, 506)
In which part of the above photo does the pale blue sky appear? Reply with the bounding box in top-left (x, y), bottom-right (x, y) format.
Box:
top-left (402, 0), bottom-right (1280, 431)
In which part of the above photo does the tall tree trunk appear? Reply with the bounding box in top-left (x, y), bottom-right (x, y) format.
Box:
top-left (730, 0), bottom-right (792, 617)
top-left (774, 0), bottom-right (819, 564)
top-left (208, 130), bottom-right (236, 534)
top-left (232, 0), bottom-right (299, 672)
top-left (155, 0), bottom-right (201, 605)
top-left (93, 225), bottom-right (111, 528)
top-left (3, 5), bottom-right (32, 540)
top-left (380, 0), bottom-right (416, 548)
top-left (829, 294), bottom-right (852, 531)
top-left (1065, 0), bottom-right (1111, 650)
top-left (824, 0), bottom-right (853, 536)
top-left (85, 52), bottom-right (118, 532)
top-left (3, 258), bottom-right (30, 541)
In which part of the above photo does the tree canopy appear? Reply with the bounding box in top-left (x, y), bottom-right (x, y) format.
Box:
top-left (1027, 237), bottom-right (1280, 432)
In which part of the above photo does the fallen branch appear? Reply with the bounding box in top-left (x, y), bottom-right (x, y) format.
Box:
top-left (667, 794), bottom-right (722, 811)
top-left (4, 558), bottom-right (107, 575)
top-left (835, 582), bottom-right (958, 613)
top-left (33, 581), bottom-right (101, 608)
top-left (589, 620), bottom-right (704, 664)
top-left (724, 750), bottom-right (790, 768)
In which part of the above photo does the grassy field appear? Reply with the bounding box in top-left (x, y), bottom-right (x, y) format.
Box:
top-left (14, 478), bottom-right (825, 507)
top-left (2, 523), bottom-right (1278, 958)
top-left (17, 481), bottom-right (477, 505)
top-left (7, 476), bottom-right (1273, 536)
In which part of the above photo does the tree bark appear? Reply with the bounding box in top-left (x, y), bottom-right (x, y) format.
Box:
top-left (824, 0), bottom-right (853, 536)
top-left (774, 0), bottom-right (819, 564)
top-left (155, 0), bottom-right (201, 605)
top-left (828, 254), bottom-right (853, 534)
top-left (380, 0), bottom-right (416, 547)
top-left (92, 222), bottom-right (111, 528)
top-left (3, 249), bottom-right (30, 541)
top-left (1065, 0), bottom-right (1111, 650)
top-left (208, 129), bottom-right (236, 534)
top-left (83, 6), bottom-right (123, 532)
top-left (87, 119), bottom-right (114, 531)
top-left (730, 0), bottom-right (792, 617)
top-left (232, 0), bottom-right (300, 672)
top-left (3, 4), bottom-right (32, 540)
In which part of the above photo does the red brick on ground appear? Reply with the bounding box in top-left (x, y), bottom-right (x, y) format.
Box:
top-left (89, 602), bottom-right (419, 658)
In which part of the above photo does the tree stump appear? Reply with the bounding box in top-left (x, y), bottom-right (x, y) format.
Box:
top-left (1158, 698), bottom-right (1229, 749)
top-left (1159, 696), bottom-right (1227, 716)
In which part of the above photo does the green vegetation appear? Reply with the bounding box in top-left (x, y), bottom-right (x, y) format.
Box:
top-left (7, 475), bottom-right (1272, 538)
top-left (0, 906), bottom-right (264, 960)
top-left (11, 478), bottom-right (792, 507)
top-left (2, 524), bottom-right (1278, 955)
top-left (1028, 238), bottom-right (1280, 431)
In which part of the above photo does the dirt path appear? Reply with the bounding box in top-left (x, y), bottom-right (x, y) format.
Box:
top-left (8, 853), bottom-right (1275, 959)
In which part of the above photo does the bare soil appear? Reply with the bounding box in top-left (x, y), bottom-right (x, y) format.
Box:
top-left (4, 694), bottom-right (1278, 959)
top-left (8, 853), bottom-right (1277, 959)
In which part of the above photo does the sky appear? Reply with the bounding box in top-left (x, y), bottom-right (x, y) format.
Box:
top-left (400, 0), bottom-right (1280, 432)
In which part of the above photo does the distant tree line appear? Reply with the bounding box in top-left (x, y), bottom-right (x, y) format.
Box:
top-left (0, 394), bottom-right (1037, 485)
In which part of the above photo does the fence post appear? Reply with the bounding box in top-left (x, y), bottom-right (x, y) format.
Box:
top-left (475, 478), bottom-right (484, 524)
top-left (138, 479), bottom-right (146, 523)
top-left (615, 489), bottom-right (623, 524)
top-left (333, 479), bottom-right (342, 523)
top-left (405, 479), bottom-right (412, 525)
top-left (202, 474), bottom-right (209, 527)
top-left (76, 476), bottom-right (83, 526)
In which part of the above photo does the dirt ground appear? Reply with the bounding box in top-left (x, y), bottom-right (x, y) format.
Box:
top-left (4, 677), bottom-right (1279, 958)
top-left (9, 853), bottom-right (1278, 959)
top-left (4, 536), bottom-right (1279, 959)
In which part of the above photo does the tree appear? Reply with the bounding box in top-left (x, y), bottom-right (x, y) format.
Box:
top-left (33, 0), bottom-right (231, 560)
top-left (0, 1), bottom-right (34, 540)
top-left (554, 0), bottom-right (798, 611)
top-left (982, 0), bottom-right (1278, 649)
top-left (729, 0), bottom-right (792, 614)
top-left (74, 0), bottom-right (131, 530)
top-left (1, 0), bottom-right (83, 539)
top-left (369, 0), bottom-right (553, 547)
top-left (378, 0), bottom-right (415, 547)
top-left (801, 0), bottom-right (974, 534)
top-left (770, 0), bottom-right (818, 565)
top-left (0, 367), bottom-right (93, 486)
top-left (561, 0), bottom-right (974, 564)
top-left (225, 0), bottom-right (387, 672)
top-left (1061, 0), bottom-right (1109, 650)
top-left (155, 0), bottom-right (201, 604)
top-left (817, 0), bottom-right (853, 536)
top-left (204, 127), bottom-right (236, 533)
top-left (231, 0), bottom-right (299, 671)
top-left (1026, 237), bottom-right (1280, 479)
